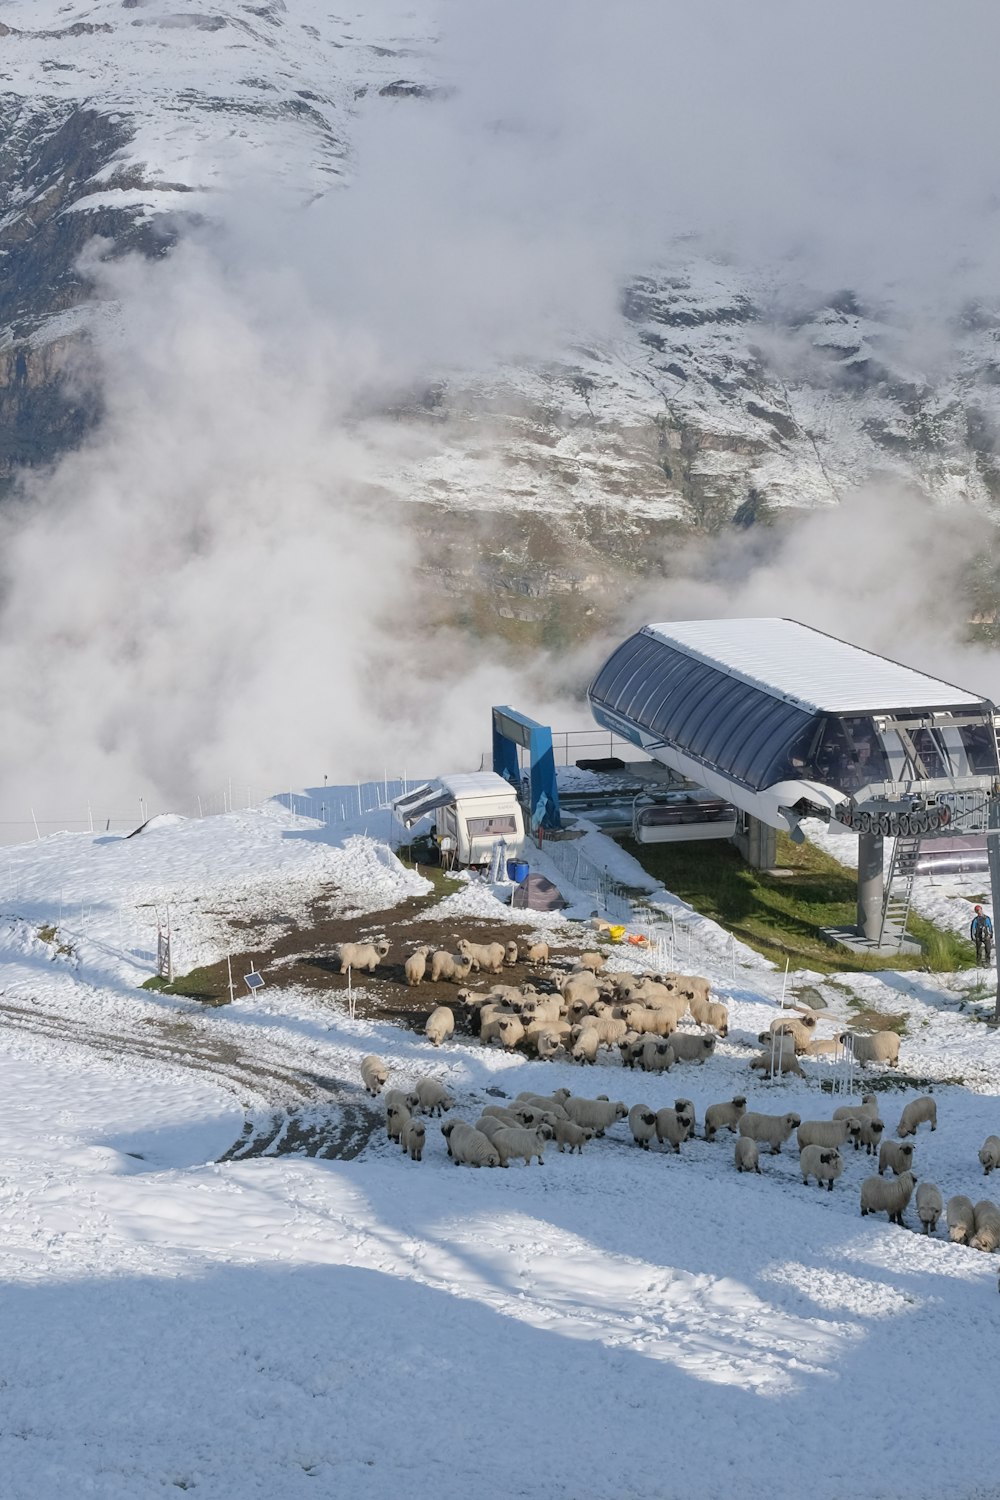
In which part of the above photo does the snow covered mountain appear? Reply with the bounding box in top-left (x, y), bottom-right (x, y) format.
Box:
top-left (3, 0), bottom-right (1000, 627)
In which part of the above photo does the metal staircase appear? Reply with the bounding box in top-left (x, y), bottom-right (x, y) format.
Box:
top-left (878, 835), bottom-right (922, 949)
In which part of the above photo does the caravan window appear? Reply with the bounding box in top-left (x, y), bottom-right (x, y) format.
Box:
top-left (466, 814), bottom-right (517, 836)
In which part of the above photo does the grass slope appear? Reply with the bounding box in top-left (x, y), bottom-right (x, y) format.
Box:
top-left (618, 833), bottom-right (975, 974)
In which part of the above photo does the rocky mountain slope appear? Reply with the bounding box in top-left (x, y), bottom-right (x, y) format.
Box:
top-left (3, 1), bottom-right (1000, 637)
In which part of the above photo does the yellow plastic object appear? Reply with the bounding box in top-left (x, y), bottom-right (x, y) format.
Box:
top-left (608, 924), bottom-right (627, 942)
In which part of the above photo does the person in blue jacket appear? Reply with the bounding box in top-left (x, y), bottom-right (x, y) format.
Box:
top-left (970, 905), bottom-right (993, 964)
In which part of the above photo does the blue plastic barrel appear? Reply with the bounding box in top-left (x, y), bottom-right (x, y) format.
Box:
top-left (507, 859), bottom-right (529, 883)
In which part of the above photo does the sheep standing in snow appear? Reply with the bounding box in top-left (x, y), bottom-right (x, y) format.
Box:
top-left (384, 1089), bottom-right (420, 1114)
top-left (971, 1199), bottom-right (1000, 1252)
top-left (738, 1112), bottom-right (802, 1156)
top-left (618, 1035), bottom-right (645, 1070)
top-left (414, 1077), bottom-right (453, 1117)
top-left (897, 1096), bottom-right (937, 1138)
top-left (655, 1106), bottom-right (694, 1154)
top-left (840, 1030), bottom-right (900, 1068)
top-left (515, 1092), bottom-right (570, 1119)
top-left (449, 1123), bottom-right (501, 1168)
top-left (523, 1024), bottom-right (567, 1061)
top-left (570, 1026), bottom-right (601, 1066)
top-left (638, 1037), bottom-right (675, 1073)
top-left (335, 939), bottom-right (390, 974)
top-left (878, 1140), bottom-right (915, 1177)
top-left (430, 951), bottom-right (474, 985)
top-left (457, 937), bottom-right (506, 975)
top-left (833, 1094), bottom-right (879, 1124)
top-left (673, 1098), bottom-right (697, 1141)
top-left (978, 1135), bottom-right (1000, 1175)
top-left (668, 1033), bottom-right (716, 1065)
top-left (553, 1119), bottom-right (593, 1154)
top-left (767, 1014), bottom-right (817, 1053)
top-left (400, 1118), bottom-right (426, 1161)
top-left (576, 951), bottom-right (607, 974)
top-left (860, 1170), bottom-right (917, 1225)
top-left (562, 1097), bottom-right (627, 1136)
top-left (386, 1102), bottom-right (411, 1144)
top-left (424, 1005), bottom-right (455, 1047)
top-left (359, 1055), bottom-right (389, 1097)
top-left (484, 1014), bottom-right (526, 1051)
top-left (492, 1124), bottom-right (553, 1167)
top-left (628, 1104), bottom-right (658, 1150)
top-left (946, 1195), bottom-right (976, 1244)
top-left (800, 1145), bottom-right (844, 1191)
top-left (404, 946), bottom-right (432, 987)
top-left (749, 1048), bottom-right (805, 1078)
top-left (704, 1096), bottom-right (747, 1141)
top-left (699, 1000), bottom-right (730, 1036)
top-left (797, 1118), bottom-right (862, 1152)
top-left (915, 1182), bottom-right (943, 1234)
top-left (858, 1117), bottom-right (885, 1157)
top-left (735, 1138), bottom-right (761, 1174)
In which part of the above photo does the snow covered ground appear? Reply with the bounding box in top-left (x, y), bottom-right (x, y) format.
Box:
top-left (2, 799), bottom-right (999, 1499)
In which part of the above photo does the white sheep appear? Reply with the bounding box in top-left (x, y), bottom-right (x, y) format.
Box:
top-left (878, 1139), bottom-right (915, 1177)
top-left (796, 1118), bottom-right (862, 1152)
top-left (480, 1104), bottom-right (523, 1126)
top-left (978, 1135), bottom-right (1000, 1175)
top-left (430, 951), bottom-right (475, 985)
top-left (617, 1004), bottom-right (675, 1037)
top-left (558, 972), bottom-right (602, 1005)
top-left (859, 1117), bottom-right (885, 1157)
top-left (400, 1118), bottom-right (426, 1161)
top-left (515, 1092), bottom-right (570, 1120)
top-left (576, 951), bottom-right (607, 974)
top-left (457, 937), bottom-right (506, 975)
top-left (749, 1048), bottom-right (804, 1078)
top-left (414, 1077), bottom-right (453, 1117)
top-left (673, 1098), bottom-right (697, 1141)
top-left (767, 1014), bottom-right (817, 1052)
top-left (804, 1038), bottom-right (840, 1057)
top-left (655, 1105), bottom-right (694, 1154)
top-left (839, 1030), bottom-right (900, 1068)
top-left (483, 1014), bottom-right (525, 1051)
top-left (511, 1104), bottom-right (554, 1130)
top-left (674, 974), bottom-right (711, 1008)
top-left (638, 1036), bottom-right (675, 1073)
top-left (618, 1034), bottom-right (645, 1070)
top-left (800, 1144), bottom-right (844, 1191)
top-left (628, 1104), bottom-right (658, 1150)
top-left (570, 1026), bottom-right (601, 1065)
top-left (386, 1102), bottom-right (411, 1144)
top-left (699, 1000), bottom-right (730, 1037)
top-left (947, 1194), bottom-right (976, 1244)
top-left (738, 1111), bottom-right (802, 1155)
top-left (860, 1170), bottom-right (917, 1225)
top-left (970, 1200), bottom-right (1000, 1252)
top-left (449, 1122), bottom-right (501, 1168)
top-left (404, 946), bottom-right (432, 987)
top-left (359, 1055), bottom-right (389, 1097)
top-left (384, 1088), bottom-right (420, 1113)
top-left (505, 941), bottom-right (519, 966)
top-left (562, 1096), bottom-right (627, 1136)
top-left (897, 1096), bottom-right (937, 1138)
top-left (424, 1005), bottom-right (455, 1047)
top-left (668, 1033), bottom-right (716, 1065)
top-left (704, 1096), bottom-right (747, 1141)
top-left (915, 1182), bottom-right (943, 1234)
top-left (492, 1123), bottom-right (553, 1167)
top-left (335, 939), bottom-right (390, 974)
top-left (833, 1093), bottom-right (878, 1120)
top-left (521, 939), bottom-right (550, 964)
top-left (475, 1115), bottom-right (507, 1142)
top-left (735, 1137), bottom-right (761, 1174)
top-left (553, 1118), bottom-right (593, 1154)
top-left (523, 1024), bottom-right (567, 1061)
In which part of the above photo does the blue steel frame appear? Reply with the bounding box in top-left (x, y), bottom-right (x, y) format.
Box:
top-left (492, 706), bottom-right (562, 831)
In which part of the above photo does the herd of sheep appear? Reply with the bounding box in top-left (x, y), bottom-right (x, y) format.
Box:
top-left (341, 933), bottom-right (1000, 1271)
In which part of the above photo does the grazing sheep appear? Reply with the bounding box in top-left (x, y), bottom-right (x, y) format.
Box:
top-left (638, 1037), bottom-right (675, 1073)
top-left (859, 1118), bottom-right (885, 1157)
top-left (511, 1105), bottom-right (553, 1130)
top-left (668, 1033), bottom-right (716, 1065)
top-left (480, 1105), bottom-right (523, 1127)
top-left (334, 939), bottom-right (390, 974)
top-left (897, 1096), bottom-right (938, 1139)
top-left (699, 1000), bottom-right (730, 1037)
top-left (359, 1055), bottom-right (389, 1097)
top-left (970, 1199), bottom-right (1000, 1252)
top-left (553, 1118), bottom-right (593, 1154)
top-left (674, 974), bottom-right (711, 1007)
top-left (628, 1104), bottom-right (658, 1150)
top-left (947, 1194), bottom-right (977, 1244)
top-left (558, 972), bottom-right (602, 1006)
top-left (570, 1026), bottom-right (601, 1065)
top-left (492, 1124), bottom-right (553, 1167)
top-left (833, 1094), bottom-right (879, 1122)
top-left (414, 1077), bottom-right (453, 1117)
top-left (704, 1096), bottom-right (747, 1141)
top-left (767, 1015), bottom-right (817, 1053)
top-left (617, 1004), bottom-right (676, 1037)
top-left (521, 940), bottom-right (550, 964)
top-left (515, 1092), bottom-right (570, 1120)
top-left (915, 1182), bottom-right (943, 1234)
top-left (576, 951), bottom-right (607, 974)
top-left (386, 1102), bottom-right (411, 1144)
top-left (523, 1024), bottom-right (567, 1061)
top-left (400, 1118), bottom-right (426, 1161)
top-left (440, 1118), bottom-right (461, 1158)
top-left (430, 951), bottom-right (475, 985)
top-left (860, 1170), bottom-right (917, 1225)
top-left (475, 1115), bottom-right (508, 1143)
top-left (655, 1106), bottom-right (694, 1154)
top-left (749, 1048), bottom-right (805, 1078)
top-left (449, 1122), bottom-right (501, 1168)
top-left (739, 1111), bottom-right (802, 1155)
top-left (804, 1038), bottom-right (840, 1057)
top-left (878, 1140), bottom-right (915, 1177)
top-left (404, 946), bottom-right (432, 987)
top-left (735, 1137), bottom-right (761, 1174)
top-left (562, 1097), bottom-right (628, 1136)
top-left (839, 1030), bottom-right (900, 1068)
top-left (797, 1118), bottom-right (862, 1152)
top-left (505, 941), bottom-right (519, 966)
top-left (425, 1005), bottom-right (455, 1047)
top-left (800, 1145), bottom-right (844, 1191)
top-left (978, 1135), bottom-right (1000, 1176)
top-left (457, 938), bottom-right (506, 975)
top-left (492, 1015), bottom-right (526, 1052)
